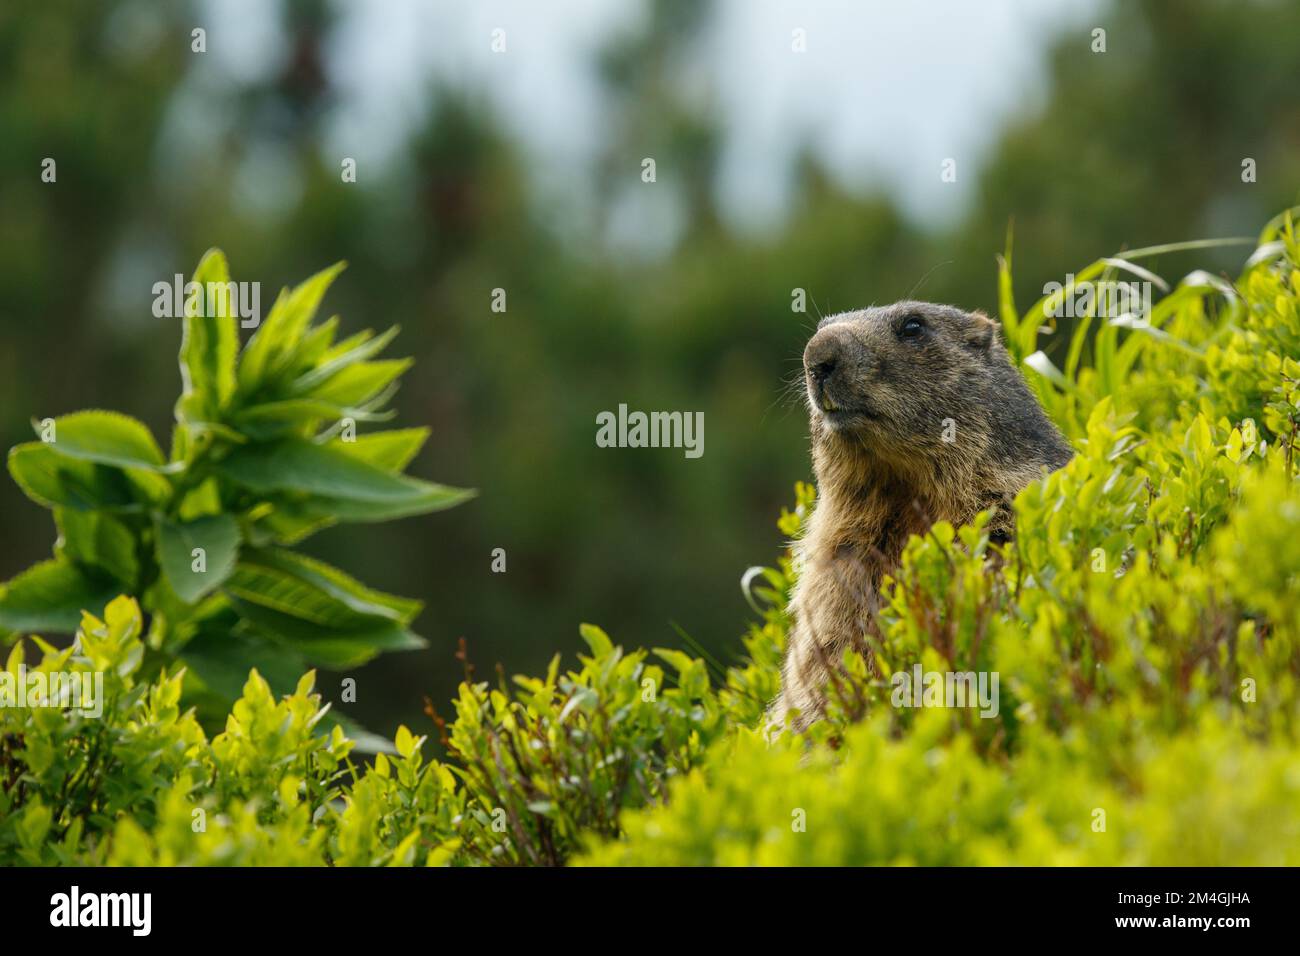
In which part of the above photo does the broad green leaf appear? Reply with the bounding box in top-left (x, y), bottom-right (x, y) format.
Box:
top-left (0, 558), bottom-right (121, 634)
top-left (32, 410), bottom-right (166, 471)
top-left (154, 513), bottom-right (240, 603)
top-left (55, 509), bottom-right (139, 587)
top-left (179, 622), bottom-right (308, 702)
top-left (298, 490), bottom-right (472, 523)
top-left (228, 598), bottom-right (425, 668)
top-left (220, 550), bottom-right (426, 667)
top-left (224, 554), bottom-right (406, 630)
top-left (241, 547), bottom-right (421, 623)
top-left (177, 249), bottom-right (240, 422)
top-left (217, 439), bottom-right (474, 519)
top-left (8, 442), bottom-right (169, 511)
top-left (330, 428), bottom-right (429, 472)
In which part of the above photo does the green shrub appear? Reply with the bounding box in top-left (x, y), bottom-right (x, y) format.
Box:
top-left (0, 252), bottom-right (472, 720)
top-left (1, 596), bottom-right (465, 866)
top-left (3, 215), bottom-right (1298, 867)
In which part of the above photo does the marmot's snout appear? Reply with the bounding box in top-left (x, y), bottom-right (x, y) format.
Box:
top-left (804, 324), bottom-right (868, 419)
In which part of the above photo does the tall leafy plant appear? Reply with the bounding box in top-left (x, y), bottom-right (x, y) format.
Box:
top-left (0, 251), bottom-right (472, 709)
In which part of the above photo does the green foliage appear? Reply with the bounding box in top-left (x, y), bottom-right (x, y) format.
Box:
top-left (0, 596), bottom-right (461, 866)
top-left (5, 216), bottom-right (1300, 867)
top-left (443, 622), bottom-right (729, 865)
top-left (0, 252), bottom-right (473, 713)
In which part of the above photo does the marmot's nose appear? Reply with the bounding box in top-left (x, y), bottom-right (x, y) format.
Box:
top-left (805, 327), bottom-right (851, 385)
top-left (809, 356), bottom-right (836, 386)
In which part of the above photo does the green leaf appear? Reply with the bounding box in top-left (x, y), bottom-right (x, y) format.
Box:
top-left (177, 249), bottom-right (240, 423)
top-left (394, 724), bottom-right (415, 758)
top-left (220, 550), bottom-right (426, 668)
top-left (154, 513), bottom-right (241, 603)
top-left (0, 559), bottom-right (121, 634)
top-left (217, 439), bottom-right (474, 520)
top-left (176, 476), bottom-right (224, 520)
top-left (1024, 350), bottom-right (1075, 392)
top-left (579, 623), bottom-right (614, 657)
top-left (228, 598), bottom-right (425, 668)
top-left (330, 428), bottom-right (429, 472)
top-left (223, 554), bottom-right (408, 630)
top-left (231, 397), bottom-right (395, 441)
top-left (241, 547), bottom-right (421, 623)
top-left (33, 411), bottom-right (166, 471)
top-left (55, 509), bottom-right (140, 587)
top-left (179, 622), bottom-right (308, 702)
top-left (301, 358), bottom-right (411, 407)
top-left (238, 262), bottom-right (346, 393)
top-left (289, 325), bottom-right (399, 394)
top-left (288, 315), bottom-right (340, 371)
top-left (653, 647), bottom-right (696, 675)
top-left (245, 495), bottom-right (338, 545)
top-left (8, 442), bottom-right (169, 511)
top-left (996, 246), bottom-right (1020, 357)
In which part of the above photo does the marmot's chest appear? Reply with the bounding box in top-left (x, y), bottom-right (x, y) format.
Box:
top-left (816, 501), bottom-right (935, 581)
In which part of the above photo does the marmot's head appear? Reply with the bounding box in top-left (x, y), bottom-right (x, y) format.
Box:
top-left (803, 301), bottom-right (1071, 485)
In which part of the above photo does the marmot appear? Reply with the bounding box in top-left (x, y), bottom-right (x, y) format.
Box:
top-left (771, 301), bottom-right (1073, 731)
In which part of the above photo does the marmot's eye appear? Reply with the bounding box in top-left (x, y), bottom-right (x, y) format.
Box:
top-left (899, 315), bottom-right (925, 339)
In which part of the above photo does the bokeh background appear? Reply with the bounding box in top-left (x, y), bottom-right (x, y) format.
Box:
top-left (3, 0), bottom-right (1298, 737)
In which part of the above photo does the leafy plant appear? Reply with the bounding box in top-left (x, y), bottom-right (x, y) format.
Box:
top-left (441, 624), bottom-right (728, 865)
top-left (0, 596), bottom-right (464, 866)
top-left (0, 251), bottom-right (473, 714)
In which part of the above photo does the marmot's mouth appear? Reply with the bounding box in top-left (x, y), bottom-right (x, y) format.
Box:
top-left (821, 405), bottom-right (876, 428)
top-left (811, 380), bottom-right (877, 426)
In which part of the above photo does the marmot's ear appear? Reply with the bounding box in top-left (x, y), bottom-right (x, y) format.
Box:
top-left (965, 310), bottom-right (998, 353)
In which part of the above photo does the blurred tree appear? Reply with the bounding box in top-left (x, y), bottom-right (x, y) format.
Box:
top-left (0, 0), bottom-right (192, 589)
top-left (594, 0), bottom-right (722, 240)
top-left (940, 0), bottom-right (1300, 332)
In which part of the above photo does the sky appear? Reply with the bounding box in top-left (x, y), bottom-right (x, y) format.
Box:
top-left (201, 0), bottom-right (1103, 233)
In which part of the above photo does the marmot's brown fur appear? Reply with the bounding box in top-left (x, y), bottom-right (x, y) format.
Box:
top-left (771, 301), bottom-right (1073, 731)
